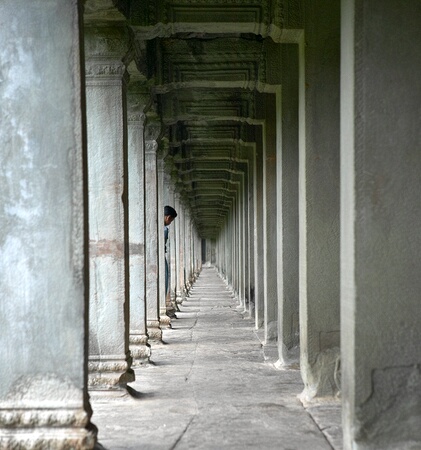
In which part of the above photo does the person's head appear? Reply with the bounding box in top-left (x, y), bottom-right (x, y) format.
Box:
top-left (164, 205), bottom-right (177, 226)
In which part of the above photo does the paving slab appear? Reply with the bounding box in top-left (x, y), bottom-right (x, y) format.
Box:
top-left (91, 267), bottom-right (339, 450)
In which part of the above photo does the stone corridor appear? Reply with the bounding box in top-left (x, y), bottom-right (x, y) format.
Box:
top-left (91, 266), bottom-right (341, 450)
top-left (3, 2), bottom-right (421, 449)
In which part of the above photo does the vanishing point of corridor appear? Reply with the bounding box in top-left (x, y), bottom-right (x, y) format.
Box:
top-left (92, 267), bottom-right (339, 450)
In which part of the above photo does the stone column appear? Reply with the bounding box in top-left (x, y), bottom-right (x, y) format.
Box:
top-left (254, 127), bottom-right (265, 329)
top-left (276, 44), bottom-right (300, 368)
top-left (220, 223), bottom-right (226, 279)
top-left (195, 231), bottom-right (202, 276)
top-left (262, 95), bottom-right (278, 347)
top-left (248, 147), bottom-right (257, 318)
top-left (241, 169), bottom-right (250, 312)
top-left (341, 2), bottom-right (421, 448)
top-left (224, 212), bottom-right (232, 287)
top-left (85, 26), bottom-right (134, 393)
top-left (157, 153), bottom-right (171, 328)
top-left (127, 82), bottom-right (151, 365)
top-left (232, 198), bottom-right (238, 297)
top-left (0, 1), bottom-right (95, 447)
top-left (168, 186), bottom-right (178, 315)
top-left (298, 0), bottom-right (341, 402)
top-left (144, 114), bottom-right (163, 341)
top-left (174, 193), bottom-right (185, 305)
top-left (184, 210), bottom-right (192, 293)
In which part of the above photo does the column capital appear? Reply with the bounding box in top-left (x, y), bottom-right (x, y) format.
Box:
top-left (127, 97), bottom-right (146, 126)
top-left (85, 59), bottom-right (130, 85)
top-left (84, 25), bottom-right (130, 60)
top-left (145, 112), bottom-right (163, 142)
top-left (84, 25), bottom-right (130, 84)
top-left (145, 140), bottom-right (158, 155)
top-left (127, 78), bottom-right (153, 112)
top-left (157, 138), bottom-right (170, 160)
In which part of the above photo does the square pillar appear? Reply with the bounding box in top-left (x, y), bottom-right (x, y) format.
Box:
top-left (299, 0), bottom-right (341, 401)
top-left (157, 155), bottom-right (171, 329)
top-left (276, 44), bottom-right (300, 368)
top-left (0, 1), bottom-right (96, 447)
top-left (254, 127), bottom-right (265, 329)
top-left (85, 26), bottom-right (134, 393)
top-left (263, 94), bottom-right (278, 346)
top-left (144, 114), bottom-right (163, 342)
top-left (341, 1), bottom-right (421, 448)
top-left (175, 195), bottom-right (186, 303)
top-left (127, 83), bottom-right (151, 365)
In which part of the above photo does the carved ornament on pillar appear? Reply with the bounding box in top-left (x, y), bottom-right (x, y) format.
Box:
top-left (84, 26), bottom-right (130, 84)
top-left (0, 374), bottom-right (95, 448)
top-left (127, 79), bottom-right (153, 123)
top-left (88, 354), bottom-right (134, 390)
top-left (85, 60), bottom-right (128, 81)
top-left (84, 26), bottom-right (130, 59)
top-left (145, 113), bottom-right (163, 145)
top-left (145, 140), bottom-right (158, 155)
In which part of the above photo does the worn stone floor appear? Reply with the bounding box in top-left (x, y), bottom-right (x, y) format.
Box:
top-left (91, 266), bottom-right (342, 450)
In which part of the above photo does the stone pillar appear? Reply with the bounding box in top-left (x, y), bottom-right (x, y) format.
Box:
top-left (241, 169), bottom-right (249, 312)
top-left (254, 127), bottom-right (265, 329)
top-left (276, 44), bottom-right (300, 368)
top-left (0, 1), bottom-right (96, 447)
top-left (225, 211), bottom-right (232, 287)
top-left (220, 223), bottom-right (226, 279)
top-left (262, 95), bottom-right (278, 346)
top-left (127, 83), bottom-right (151, 365)
top-left (248, 147), bottom-right (257, 318)
top-left (85, 26), bottom-right (134, 393)
top-left (144, 114), bottom-right (163, 341)
top-left (184, 210), bottom-right (192, 293)
top-left (232, 197), bottom-right (239, 298)
top-left (299, 0), bottom-right (341, 401)
top-left (157, 153), bottom-right (171, 328)
top-left (165, 174), bottom-right (178, 317)
top-left (196, 231), bottom-right (202, 276)
top-left (341, 2), bottom-right (421, 448)
top-left (174, 193), bottom-right (185, 304)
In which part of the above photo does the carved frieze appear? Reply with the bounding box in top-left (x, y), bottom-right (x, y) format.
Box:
top-left (0, 408), bottom-right (88, 428)
top-left (85, 60), bottom-right (126, 78)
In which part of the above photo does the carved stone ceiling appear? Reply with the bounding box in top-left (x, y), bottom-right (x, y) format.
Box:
top-left (85, 0), bottom-right (303, 238)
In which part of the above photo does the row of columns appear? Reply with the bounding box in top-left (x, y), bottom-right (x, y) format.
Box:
top-left (214, 1), bottom-right (421, 449)
top-left (0, 3), bottom-right (202, 448)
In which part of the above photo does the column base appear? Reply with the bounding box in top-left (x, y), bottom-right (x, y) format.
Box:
top-left (88, 355), bottom-right (135, 391)
top-left (299, 347), bottom-right (341, 404)
top-left (175, 290), bottom-right (186, 304)
top-left (147, 320), bottom-right (163, 341)
top-left (129, 333), bottom-right (151, 366)
top-left (166, 293), bottom-right (178, 318)
top-left (0, 412), bottom-right (96, 450)
top-left (159, 314), bottom-right (172, 328)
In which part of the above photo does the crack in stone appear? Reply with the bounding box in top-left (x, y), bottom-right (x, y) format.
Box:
top-left (305, 411), bottom-right (335, 450)
top-left (184, 341), bottom-right (199, 383)
top-left (169, 416), bottom-right (195, 450)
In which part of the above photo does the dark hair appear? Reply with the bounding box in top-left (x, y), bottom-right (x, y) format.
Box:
top-left (164, 205), bottom-right (177, 218)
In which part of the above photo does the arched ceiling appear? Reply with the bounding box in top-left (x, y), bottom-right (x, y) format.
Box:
top-left (84, 0), bottom-right (303, 239)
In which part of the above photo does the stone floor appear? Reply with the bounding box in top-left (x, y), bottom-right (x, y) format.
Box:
top-left (91, 266), bottom-right (342, 450)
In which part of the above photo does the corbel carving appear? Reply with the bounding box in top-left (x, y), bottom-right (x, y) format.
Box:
top-left (144, 112), bottom-right (163, 143)
top-left (84, 25), bottom-right (130, 59)
top-left (127, 78), bottom-right (153, 123)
